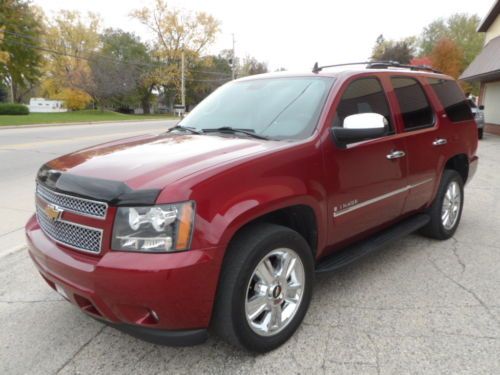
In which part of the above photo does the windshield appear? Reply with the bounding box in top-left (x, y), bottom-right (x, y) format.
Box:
top-left (179, 76), bottom-right (334, 140)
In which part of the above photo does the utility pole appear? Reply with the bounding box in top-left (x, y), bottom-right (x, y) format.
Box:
top-left (231, 33), bottom-right (236, 80)
top-left (181, 51), bottom-right (186, 111)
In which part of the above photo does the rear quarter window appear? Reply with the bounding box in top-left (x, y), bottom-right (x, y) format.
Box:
top-left (427, 78), bottom-right (473, 123)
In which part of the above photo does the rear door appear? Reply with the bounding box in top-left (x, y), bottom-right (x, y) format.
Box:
top-left (387, 76), bottom-right (442, 213)
top-left (322, 76), bottom-right (408, 248)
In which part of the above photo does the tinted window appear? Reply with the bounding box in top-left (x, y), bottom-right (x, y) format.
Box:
top-left (428, 78), bottom-right (473, 122)
top-left (333, 77), bottom-right (392, 132)
top-left (391, 77), bottom-right (434, 130)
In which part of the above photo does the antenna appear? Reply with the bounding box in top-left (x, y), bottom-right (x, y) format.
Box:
top-left (312, 62), bottom-right (320, 73)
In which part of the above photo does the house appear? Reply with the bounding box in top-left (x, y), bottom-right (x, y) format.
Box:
top-left (28, 98), bottom-right (67, 113)
top-left (460, 0), bottom-right (500, 135)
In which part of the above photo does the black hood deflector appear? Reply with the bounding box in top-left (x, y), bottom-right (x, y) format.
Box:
top-left (37, 164), bottom-right (160, 206)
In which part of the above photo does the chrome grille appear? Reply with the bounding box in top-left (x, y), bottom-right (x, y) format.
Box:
top-left (36, 184), bottom-right (108, 219)
top-left (36, 206), bottom-right (102, 254)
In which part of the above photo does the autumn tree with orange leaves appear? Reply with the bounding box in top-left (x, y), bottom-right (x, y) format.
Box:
top-left (430, 38), bottom-right (463, 79)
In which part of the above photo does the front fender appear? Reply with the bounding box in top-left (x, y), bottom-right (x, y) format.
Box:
top-left (190, 177), bottom-right (328, 254)
top-left (216, 194), bottom-right (325, 251)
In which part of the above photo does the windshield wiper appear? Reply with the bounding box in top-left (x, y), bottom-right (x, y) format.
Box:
top-left (202, 127), bottom-right (271, 140)
top-left (168, 125), bottom-right (203, 135)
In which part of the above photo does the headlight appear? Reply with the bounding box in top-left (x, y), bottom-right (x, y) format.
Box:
top-left (112, 201), bottom-right (195, 252)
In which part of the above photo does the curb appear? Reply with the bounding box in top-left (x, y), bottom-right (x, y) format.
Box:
top-left (0, 118), bottom-right (178, 131)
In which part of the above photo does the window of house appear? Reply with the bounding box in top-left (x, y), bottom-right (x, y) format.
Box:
top-left (333, 77), bottom-right (393, 133)
top-left (428, 78), bottom-right (473, 123)
top-left (391, 77), bottom-right (434, 130)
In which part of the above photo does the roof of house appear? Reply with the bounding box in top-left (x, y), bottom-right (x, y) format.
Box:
top-left (460, 36), bottom-right (500, 81)
top-left (478, 0), bottom-right (500, 32)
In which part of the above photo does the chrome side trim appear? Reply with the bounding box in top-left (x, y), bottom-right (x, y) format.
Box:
top-left (333, 178), bottom-right (433, 218)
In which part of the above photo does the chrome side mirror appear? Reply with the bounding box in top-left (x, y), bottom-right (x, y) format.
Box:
top-left (343, 113), bottom-right (388, 129)
top-left (332, 113), bottom-right (388, 148)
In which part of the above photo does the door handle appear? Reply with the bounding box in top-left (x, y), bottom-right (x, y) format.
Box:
top-left (386, 150), bottom-right (406, 160)
top-left (432, 138), bottom-right (447, 146)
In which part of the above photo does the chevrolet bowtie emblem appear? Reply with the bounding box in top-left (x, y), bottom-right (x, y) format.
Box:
top-left (44, 203), bottom-right (63, 222)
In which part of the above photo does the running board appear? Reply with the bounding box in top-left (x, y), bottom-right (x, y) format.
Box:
top-left (315, 214), bottom-right (430, 273)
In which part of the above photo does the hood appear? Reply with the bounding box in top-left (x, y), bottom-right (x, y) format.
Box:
top-left (44, 132), bottom-right (280, 191)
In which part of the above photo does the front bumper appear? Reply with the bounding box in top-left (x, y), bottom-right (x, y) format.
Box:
top-left (25, 214), bottom-right (223, 345)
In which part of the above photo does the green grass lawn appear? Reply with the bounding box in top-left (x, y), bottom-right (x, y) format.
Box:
top-left (0, 110), bottom-right (176, 126)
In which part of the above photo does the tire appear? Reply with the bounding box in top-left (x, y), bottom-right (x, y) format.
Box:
top-left (478, 128), bottom-right (484, 139)
top-left (212, 223), bottom-right (314, 352)
top-left (420, 169), bottom-right (464, 240)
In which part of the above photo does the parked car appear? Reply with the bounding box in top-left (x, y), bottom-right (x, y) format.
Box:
top-left (26, 62), bottom-right (478, 353)
top-left (468, 99), bottom-right (485, 139)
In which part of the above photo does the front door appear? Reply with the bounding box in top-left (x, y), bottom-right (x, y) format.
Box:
top-left (322, 76), bottom-right (408, 249)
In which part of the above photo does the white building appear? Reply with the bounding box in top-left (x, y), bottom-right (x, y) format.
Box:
top-left (28, 98), bottom-right (67, 113)
top-left (460, 0), bottom-right (500, 135)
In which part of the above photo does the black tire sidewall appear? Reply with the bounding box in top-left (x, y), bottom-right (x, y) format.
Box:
top-left (228, 226), bottom-right (314, 352)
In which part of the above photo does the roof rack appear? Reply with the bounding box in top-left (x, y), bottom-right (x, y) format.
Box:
top-left (312, 61), bottom-right (442, 74)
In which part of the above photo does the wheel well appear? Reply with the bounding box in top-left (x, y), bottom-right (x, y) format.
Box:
top-left (444, 154), bottom-right (469, 184)
top-left (238, 205), bottom-right (318, 256)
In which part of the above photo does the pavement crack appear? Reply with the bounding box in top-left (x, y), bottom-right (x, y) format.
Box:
top-left (0, 226), bottom-right (25, 237)
top-left (427, 254), bottom-right (500, 329)
top-left (366, 333), bottom-right (381, 375)
top-left (362, 329), bottom-right (499, 341)
top-left (329, 304), bottom-right (481, 311)
top-left (0, 299), bottom-right (62, 304)
top-left (55, 325), bottom-right (106, 374)
top-left (450, 237), bottom-right (466, 273)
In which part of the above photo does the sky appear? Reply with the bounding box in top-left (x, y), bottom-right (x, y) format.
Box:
top-left (33, 0), bottom-right (495, 72)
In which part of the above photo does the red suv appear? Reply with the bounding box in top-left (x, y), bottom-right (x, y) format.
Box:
top-left (26, 62), bottom-right (478, 352)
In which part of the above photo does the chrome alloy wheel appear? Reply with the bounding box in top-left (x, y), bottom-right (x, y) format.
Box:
top-left (245, 248), bottom-right (305, 337)
top-left (441, 180), bottom-right (461, 230)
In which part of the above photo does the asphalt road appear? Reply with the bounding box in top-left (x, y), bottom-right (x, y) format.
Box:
top-left (0, 120), bottom-right (175, 255)
top-left (0, 123), bottom-right (499, 374)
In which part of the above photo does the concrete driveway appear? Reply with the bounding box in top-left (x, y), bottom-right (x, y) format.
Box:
top-left (0, 124), bottom-right (499, 374)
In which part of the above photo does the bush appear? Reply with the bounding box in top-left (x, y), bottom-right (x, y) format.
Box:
top-left (55, 88), bottom-right (92, 111)
top-left (0, 103), bottom-right (29, 115)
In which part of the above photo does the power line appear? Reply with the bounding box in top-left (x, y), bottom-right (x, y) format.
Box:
top-left (2, 29), bottom-right (233, 78)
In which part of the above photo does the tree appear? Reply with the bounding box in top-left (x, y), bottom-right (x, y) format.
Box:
top-left (0, 0), bottom-right (44, 102)
top-left (87, 52), bottom-right (138, 110)
top-left (185, 54), bottom-right (232, 109)
top-left (42, 10), bottom-right (101, 98)
top-left (419, 14), bottom-right (485, 68)
top-left (238, 56), bottom-right (268, 77)
top-left (430, 38), bottom-right (463, 79)
top-left (96, 29), bottom-right (156, 113)
top-left (0, 83), bottom-right (8, 102)
top-left (131, 0), bottom-right (220, 106)
top-left (0, 28), bottom-right (9, 64)
top-left (371, 35), bottom-right (416, 64)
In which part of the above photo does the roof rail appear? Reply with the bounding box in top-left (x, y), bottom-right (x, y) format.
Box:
top-left (312, 61), bottom-right (442, 74)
